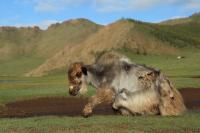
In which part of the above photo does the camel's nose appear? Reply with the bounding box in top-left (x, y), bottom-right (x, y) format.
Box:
top-left (69, 85), bottom-right (79, 96)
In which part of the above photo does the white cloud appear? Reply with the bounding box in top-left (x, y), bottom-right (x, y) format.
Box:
top-left (155, 15), bottom-right (187, 23)
top-left (38, 20), bottom-right (60, 29)
top-left (94, 0), bottom-right (200, 12)
top-left (93, 0), bottom-right (128, 12)
top-left (33, 0), bottom-right (86, 12)
top-left (35, 1), bottom-right (59, 12)
top-left (93, 0), bottom-right (172, 12)
top-left (184, 0), bottom-right (200, 10)
top-left (14, 20), bottom-right (60, 30)
top-left (19, 0), bottom-right (200, 13)
top-left (169, 16), bottom-right (187, 19)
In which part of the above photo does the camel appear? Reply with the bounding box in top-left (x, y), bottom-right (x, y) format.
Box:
top-left (67, 51), bottom-right (186, 117)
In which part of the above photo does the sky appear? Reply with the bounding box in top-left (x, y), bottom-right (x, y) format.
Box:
top-left (0, 0), bottom-right (200, 29)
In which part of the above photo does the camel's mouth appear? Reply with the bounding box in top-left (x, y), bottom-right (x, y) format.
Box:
top-left (69, 85), bottom-right (80, 96)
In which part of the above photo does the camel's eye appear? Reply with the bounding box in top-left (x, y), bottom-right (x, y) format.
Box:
top-left (76, 72), bottom-right (82, 78)
top-left (123, 63), bottom-right (131, 72)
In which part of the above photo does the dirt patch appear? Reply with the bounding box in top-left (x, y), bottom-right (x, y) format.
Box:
top-left (190, 76), bottom-right (200, 78)
top-left (0, 88), bottom-right (199, 118)
top-left (179, 88), bottom-right (200, 109)
top-left (0, 97), bottom-right (116, 118)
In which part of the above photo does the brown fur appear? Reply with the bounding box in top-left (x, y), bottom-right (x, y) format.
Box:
top-left (83, 85), bottom-right (116, 116)
top-left (68, 62), bottom-right (83, 85)
top-left (158, 75), bottom-right (186, 116)
top-left (67, 62), bottom-right (85, 95)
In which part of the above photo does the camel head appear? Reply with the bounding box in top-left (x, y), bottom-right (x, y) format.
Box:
top-left (67, 62), bottom-right (88, 96)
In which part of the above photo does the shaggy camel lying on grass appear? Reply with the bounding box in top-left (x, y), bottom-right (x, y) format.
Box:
top-left (67, 51), bottom-right (186, 117)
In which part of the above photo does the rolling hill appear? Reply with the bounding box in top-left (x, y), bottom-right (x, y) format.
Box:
top-left (0, 19), bottom-right (102, 76)
top-left (0, 18), bottom-right (102, 60)
top-left (0, 26), bottom-right (41, 61)
top-left (0, 13), bottom-right (200, 76)
top-left (26, 19), bottom-right (178, 76)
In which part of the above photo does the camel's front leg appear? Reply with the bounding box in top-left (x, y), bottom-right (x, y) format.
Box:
top-left (83, 86), bottom-right (115, 117)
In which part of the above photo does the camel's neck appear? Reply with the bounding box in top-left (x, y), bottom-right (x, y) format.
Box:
top-left (84, 69), bottom-right (101, 89)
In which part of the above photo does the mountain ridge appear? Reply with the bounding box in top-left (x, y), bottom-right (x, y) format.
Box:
top-left (0, 13), bottom-right (200, 76)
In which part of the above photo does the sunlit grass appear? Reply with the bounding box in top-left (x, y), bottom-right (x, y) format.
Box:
top-left (0, 56), bottom-right (45, 76)
top-left (0, 49), bottom-right (200, 104)
top-left (0, 114), bottom-right (200, 133)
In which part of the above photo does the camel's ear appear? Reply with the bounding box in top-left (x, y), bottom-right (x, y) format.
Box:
top-left (81, 66), bottom-right (87, 76)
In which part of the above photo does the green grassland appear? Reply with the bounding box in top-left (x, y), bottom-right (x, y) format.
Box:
top-left (0, 114), bottom-right (200, 133)
top-left (0, 50), bottom-right (199, 132)
top-left (0, 49), bottom-right (199, 104)
top-left (0, 14), bottom-right (200, 132)
top-left (0, 48), bottom-right (199, 102)
top-left (0, 56), bottom-right (45, 76)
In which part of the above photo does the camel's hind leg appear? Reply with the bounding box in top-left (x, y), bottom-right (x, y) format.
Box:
top-left (83, 85), bottom-right (115, 117)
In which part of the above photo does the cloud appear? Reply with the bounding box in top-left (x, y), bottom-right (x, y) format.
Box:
top-left (93, 0), bottom-right (173, 12)
top-left (33, 0), bottom-right (86, 12)
top-left (93, 0), bottom-right (128, 12)
top-left (14, 20), bottom-right (59, 30)
top-left (169, 16), bottom-right (187, 19)
top-left (19, 0), bottom-right (200, 13)
top-left (94, 0), bottom-right (200, 12)
top-left (156, 15), bottom-right (187, 23)
top-left (184, 0), bottom-right (200, 10)
top-left (35, 1), bottom-right (59, 12)
top-left (37, 20), bottom-right (60, 29)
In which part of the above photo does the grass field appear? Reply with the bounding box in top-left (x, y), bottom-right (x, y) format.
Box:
top-left (0, 49), bottom-right (200, 132)
top-left (0, 114), bottom-right (200, 133)
top-left (0, 56), bottom-right (45, 76)
top-left (0, 49), bottom-right (200, 103)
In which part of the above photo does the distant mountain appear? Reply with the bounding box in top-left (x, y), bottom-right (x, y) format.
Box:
top-left (0, 19), bottom-right (101, 61)
top-left (34, 19), bottom-right (102, 58)
top-left (0, 26), bottom-right (41, 61)
top-left (0, 19), bottom-right (101, 76)
top-left (24, 19), bottom-right (182, 76)
top-left (0, 13), bottom-right (200, 76)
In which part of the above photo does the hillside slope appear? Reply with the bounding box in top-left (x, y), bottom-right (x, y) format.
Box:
top-left (1, 13), bottom-right (200, 76)
top-left (0, 19), bottom-right (102, 76)
top-left (0, 26), bottom-right (41, 61)
top-left (34, 19), bottom-right (102, 58)
top-left (26, 20), bottom-right (177, 76)
top-left (27, 14), bottom-right (200, 76)
top-left (0, 19), bottom-right (102, 60)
